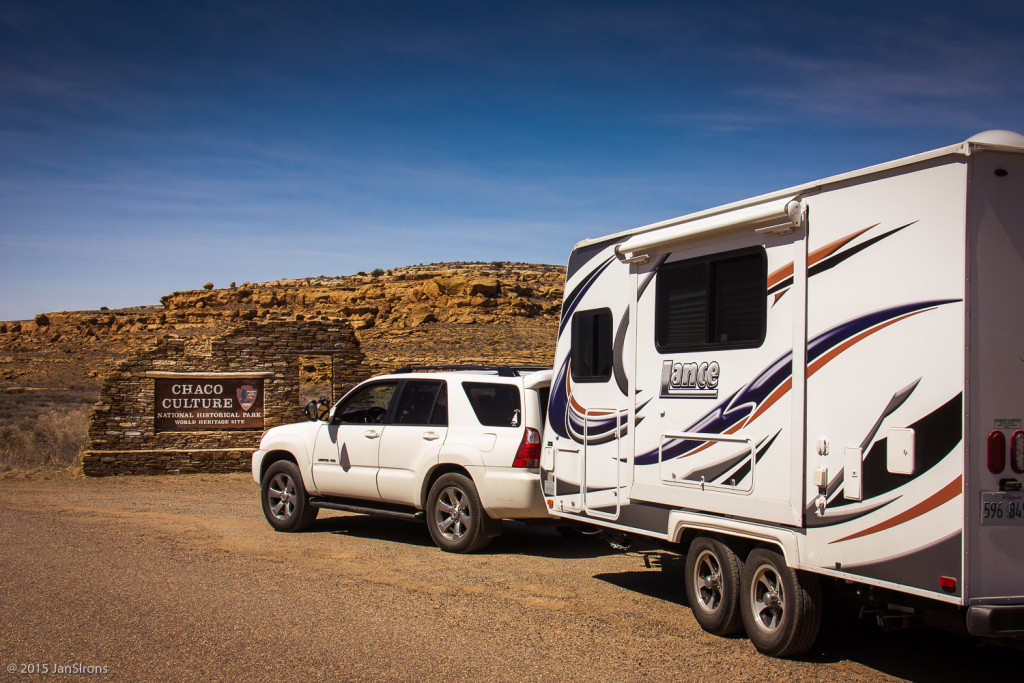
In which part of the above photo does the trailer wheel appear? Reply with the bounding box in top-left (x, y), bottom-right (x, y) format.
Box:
top-left (740, 548), bottom-right (822, 658)
top-left (684, 536), bottom-right (744, 635)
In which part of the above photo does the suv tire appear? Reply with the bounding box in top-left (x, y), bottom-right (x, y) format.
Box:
top-left (426, 473), bottom-right (492, 553)
top-left (261, 460), bottom-right (319, 532)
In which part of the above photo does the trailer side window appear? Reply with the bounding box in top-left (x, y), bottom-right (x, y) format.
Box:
top-left (571, 308), bottom-right (613, 382)
top-left (656, 248), bottom-right (766, 351)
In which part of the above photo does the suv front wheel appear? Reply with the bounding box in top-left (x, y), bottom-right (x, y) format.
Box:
top-left (426, 473), bottom-right (492, 553)
top-left (261, 460), bottom-right (319, 532)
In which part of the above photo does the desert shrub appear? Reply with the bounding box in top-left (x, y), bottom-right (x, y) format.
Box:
top-left (0, 405), bottom-right (90, 471)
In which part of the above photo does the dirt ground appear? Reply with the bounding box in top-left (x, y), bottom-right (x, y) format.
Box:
top-left (1, 472), bottom-right (1018, 682)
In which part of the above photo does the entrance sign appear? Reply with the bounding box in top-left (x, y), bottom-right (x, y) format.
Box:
top-left (154, 375), bottom-right (265, 431)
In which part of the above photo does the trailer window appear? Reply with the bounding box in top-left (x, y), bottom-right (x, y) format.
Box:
top-left (656, 248), bottom-right (766, 351)
top-left (571, 308), bottom-right (613, 382)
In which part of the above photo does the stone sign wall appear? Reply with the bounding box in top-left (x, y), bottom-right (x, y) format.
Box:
top-left (82, 319), bottom-right (366, 476)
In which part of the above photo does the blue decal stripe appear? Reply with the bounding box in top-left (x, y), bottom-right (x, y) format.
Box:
top-left (634, 300), bottom-right (960, 466)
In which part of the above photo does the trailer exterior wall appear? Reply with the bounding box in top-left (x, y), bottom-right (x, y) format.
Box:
top-left (966, 151), bottom-right (1024, 614)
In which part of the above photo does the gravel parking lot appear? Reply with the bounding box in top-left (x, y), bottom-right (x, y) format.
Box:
top-left (1, 472), bottom-right (1017, 682)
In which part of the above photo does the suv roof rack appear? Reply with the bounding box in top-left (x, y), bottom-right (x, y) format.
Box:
top-left (392, 364), bottom-right (550, 378)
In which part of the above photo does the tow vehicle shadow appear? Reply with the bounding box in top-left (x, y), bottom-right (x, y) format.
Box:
top-left (308, 514), bottom-right (623, 559)
top-left (313, 514), bottom-right (435, 548)
top-left (593, 550), bottom-right (1022, 679)
top-left (485, 521), bottom-right (626, 559)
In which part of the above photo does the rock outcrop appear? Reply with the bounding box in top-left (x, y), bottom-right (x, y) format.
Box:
top-left (0, 262), bottom-right (565, 419)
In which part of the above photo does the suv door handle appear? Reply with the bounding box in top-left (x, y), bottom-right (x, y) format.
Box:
top-left (422, 431), bottom-right (440, 441)
top-left (364, 429), bottom-right (380, 439)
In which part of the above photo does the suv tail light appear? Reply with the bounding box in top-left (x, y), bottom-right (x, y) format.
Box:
top-left (512, 428), bottom-right (541, 468)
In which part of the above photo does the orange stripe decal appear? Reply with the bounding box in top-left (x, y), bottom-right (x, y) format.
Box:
top-left (808, 224), bottom-right (877, 268)
top-left (748, 377), bottom-right (792, 424)
top-left (766, 224), bottom-right (878, 289)
top-left (766, 262), bottom-right (794, 289)
top-left (677, 421), bottom-right (745, 459)
top-left (829, 475), bottom-right (962, 544)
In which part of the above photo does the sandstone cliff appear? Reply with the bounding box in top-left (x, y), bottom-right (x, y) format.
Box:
top-left (0, 262), bottom-right (565, 421)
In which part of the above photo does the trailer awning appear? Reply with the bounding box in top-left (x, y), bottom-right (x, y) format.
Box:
top-left (614, 196), bottom-right (803, 262)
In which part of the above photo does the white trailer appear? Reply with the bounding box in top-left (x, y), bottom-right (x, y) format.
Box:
top-left (539, 130), bottom-right (1024, 657)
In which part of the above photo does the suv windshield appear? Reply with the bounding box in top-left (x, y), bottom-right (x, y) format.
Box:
top-left (335, 382), bottom-right (398, 424)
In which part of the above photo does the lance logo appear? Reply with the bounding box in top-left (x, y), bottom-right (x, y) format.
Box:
top-left (660, 360), bottom-right (720, 399)
top-left (237, 385), bottom-right (259, 411)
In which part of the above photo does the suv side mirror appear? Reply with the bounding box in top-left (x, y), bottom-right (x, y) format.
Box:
top-left (303, 399), bottom-right (330, 422)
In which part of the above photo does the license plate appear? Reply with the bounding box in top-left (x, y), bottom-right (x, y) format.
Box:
top-left (980, 491), bottom-right (1024, 526)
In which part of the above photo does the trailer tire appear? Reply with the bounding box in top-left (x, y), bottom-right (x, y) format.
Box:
top-left (740, 548), bottom-right (822, 658)
top-left (684, 536), bottom-right (744, 636)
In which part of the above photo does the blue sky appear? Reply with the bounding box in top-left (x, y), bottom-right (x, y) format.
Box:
top-left (2, 0), bottom-right (1022, 320)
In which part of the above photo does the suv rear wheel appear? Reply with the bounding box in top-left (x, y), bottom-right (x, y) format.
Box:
top-left (426, 473), bottom-right (492, 553)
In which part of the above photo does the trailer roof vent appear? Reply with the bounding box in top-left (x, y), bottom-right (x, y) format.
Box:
top-left (967, 130), bottom-right (1024, 148)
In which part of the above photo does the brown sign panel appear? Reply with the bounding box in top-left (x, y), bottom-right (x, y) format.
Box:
top-left (154, 378), bottom-right (265, 431)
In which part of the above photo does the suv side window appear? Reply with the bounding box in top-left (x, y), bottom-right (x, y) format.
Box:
top-left (334, 382), bottom-right (398, 424)
top-left (394, 380), bottom-right (448, 426)
top-left (462, 382), bottom-right (522, 427)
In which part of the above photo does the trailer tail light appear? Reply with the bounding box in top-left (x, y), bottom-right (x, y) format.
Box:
top-left (512, 428), bottom-right (541, 468)
top-left (1011, 431), bottom-right (1024, 474)
top-left (987, 430), bottom-right (1006, 474)
top-left (939, 576), bottom-right (956, 593)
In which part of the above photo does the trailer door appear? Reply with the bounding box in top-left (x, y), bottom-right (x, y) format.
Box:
top-left (626, 214), bottom-right (806, 527)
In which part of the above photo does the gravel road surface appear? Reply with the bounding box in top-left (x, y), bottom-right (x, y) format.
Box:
top-left (1, 473), bottom-right (1017, 682)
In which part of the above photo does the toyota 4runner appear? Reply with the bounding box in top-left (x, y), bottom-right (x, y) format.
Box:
top-left (252, 365), bottom-right (552, 552)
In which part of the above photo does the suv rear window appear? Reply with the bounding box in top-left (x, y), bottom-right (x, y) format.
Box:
top-left (462, 382), bottom-right (522, 427)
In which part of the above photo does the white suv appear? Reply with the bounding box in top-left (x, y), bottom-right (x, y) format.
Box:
top-left (252, 365), bottom-right (552, 552)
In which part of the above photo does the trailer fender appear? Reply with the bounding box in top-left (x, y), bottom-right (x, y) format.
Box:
top-left (667, 510), bottom-right (802, 567)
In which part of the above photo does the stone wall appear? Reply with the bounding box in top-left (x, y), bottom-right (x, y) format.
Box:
top-left (82, 319), bottom-right (366, 476)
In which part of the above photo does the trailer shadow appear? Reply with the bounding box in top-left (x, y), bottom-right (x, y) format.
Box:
top-left (808, 603), bottom-right (1022, 680)
top-left (310, 514), bottom-right (623, 559)
top-left (593, 550), bottom-right (1022, 679)
top-left (592, 549), bottom-right (690, 606)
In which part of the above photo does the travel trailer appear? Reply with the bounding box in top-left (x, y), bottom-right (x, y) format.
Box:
top-left (540, 130), bottom-right (1024, 657)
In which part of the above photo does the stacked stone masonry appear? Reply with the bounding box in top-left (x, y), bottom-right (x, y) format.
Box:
top-left (82, 320), bottom-right (367, 476)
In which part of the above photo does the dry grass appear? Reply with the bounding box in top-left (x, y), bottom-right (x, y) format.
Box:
top-left (0, 405), bottom-right (90, 472)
